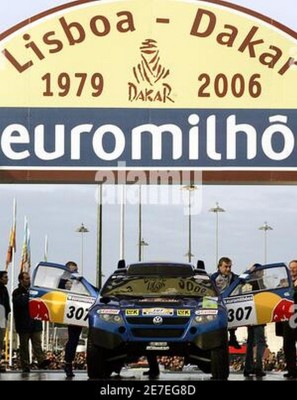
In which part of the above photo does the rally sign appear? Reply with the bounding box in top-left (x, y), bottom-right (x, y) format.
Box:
top-left (0, 0), bottom-right (297, 180)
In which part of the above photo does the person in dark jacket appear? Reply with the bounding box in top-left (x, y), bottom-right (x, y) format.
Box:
top-left (0, 270), bottom-right (10, 372)
top-left (143, 354), bottom-right (160, 378)
top-left (243, 265), bottom-right (267, 378)
top-left (211, 256), bottom-right (241, 349)
top-left (282, 260), bottom-right (297, 378)
top-left (12, 271), bottom-right (50, 373)
top-left (60, 261), bottom-right (83, 378)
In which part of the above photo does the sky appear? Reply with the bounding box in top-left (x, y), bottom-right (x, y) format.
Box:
top-left (0, 0), bottom-right (297, 286)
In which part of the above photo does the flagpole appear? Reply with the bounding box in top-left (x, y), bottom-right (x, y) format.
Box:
top-left (8, 251), bottom-right (15, 367)
top-left (44, 234), bottom-right (49, 350)
top-left (20, 216), bottom-right (30, 272)
top-left (8, 198), bottom-right (16, 368)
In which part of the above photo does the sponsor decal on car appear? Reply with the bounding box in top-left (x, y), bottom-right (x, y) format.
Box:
top-left (254, 292), bottom-right (293, 324)
top-left (142, 308), bottom-right (174, 315)
top-left (202, 297), bottom-right (218, 309)
top-left (177, 309), bottom-right (191, 316)
top-left (225, 295), bottom-right (257, 327)
top-left (67, 294), bottom-right (95, 303)
top-left (29, 299), bottom-right (50, 321)
top-left (125, 309), bottom-right (139, 316)
top-left (64, 295), bottom-right (95, 326)
top-left (195, 309), bottom-right (218, 315)
top-left (224, 294), bottom-right (254, 304)
top-left (97, 309), bottom-right (120, 314)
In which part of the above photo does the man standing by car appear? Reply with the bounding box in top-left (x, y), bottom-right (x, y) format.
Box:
top-left (60, 261), bottom-right (83, 378)
top-left (211, 257), bottom-right (241, 349)
top-left (13, 271), bottom-right (50, 372)
top-left (243, 264), bottom-right (267, 378)
top-left (282, 260), bottom-right (297, 378)
top-left (0, 271), bottom-right (10, 372)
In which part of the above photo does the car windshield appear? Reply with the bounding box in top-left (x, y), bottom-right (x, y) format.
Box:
top-left (101, 274), bottom-right (217, 298)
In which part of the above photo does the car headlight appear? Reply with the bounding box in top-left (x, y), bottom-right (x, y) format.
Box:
top-left (194, 314), bottom-right (217, 323)
top-left (98, 312), bottom-right (123, 324)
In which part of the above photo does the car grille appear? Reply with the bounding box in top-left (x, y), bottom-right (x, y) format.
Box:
top-left (131, 328), bottom-right (184, 338)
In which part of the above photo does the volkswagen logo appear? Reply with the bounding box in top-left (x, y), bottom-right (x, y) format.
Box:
top-left (153, 316), bottom-right (163, 325)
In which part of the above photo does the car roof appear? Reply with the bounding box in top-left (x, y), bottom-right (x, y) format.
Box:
top-left (125, 261), bottom-right (204, 277)
top-left (111, 260), bottom-right (208, 279)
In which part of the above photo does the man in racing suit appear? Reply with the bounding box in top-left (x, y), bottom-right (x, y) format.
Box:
top-left (211, 256), bottom-right (241, 349)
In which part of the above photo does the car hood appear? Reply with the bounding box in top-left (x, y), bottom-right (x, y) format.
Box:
top-left (99, 296), bottom-right (219, 310)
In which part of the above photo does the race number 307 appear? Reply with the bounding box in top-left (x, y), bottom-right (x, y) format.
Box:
top-left (66, 305), bottom-right (89, 322)
top-left (228, 306), bottom-right (252, 322)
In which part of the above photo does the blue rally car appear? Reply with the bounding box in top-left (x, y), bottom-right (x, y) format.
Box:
top-left (87, 260), bottom-right (229, 379)
top-left (29, 260), bottom-right (293, 380)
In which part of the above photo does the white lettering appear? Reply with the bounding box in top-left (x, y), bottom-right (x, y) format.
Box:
top-left (227, 115), bottom-right (257, 159)
top-left (188, 114), bottom-right (199, 160)
top-left (207, 115), bottom-right (221, 160)
top-left (35, 124), bottom-right (64, 160)
top-left (92, 124), bottom-right (125, 160)
top-left (1, 124), bottom-right (30, 160)
top-left (0, 113), bottom-right (296, 166)
top-left (132, 124), bottom-right (182, 160)
top-left (71, 124), bottom-right (93, 160)
top-left (262, 115), bottom-right (294, 160)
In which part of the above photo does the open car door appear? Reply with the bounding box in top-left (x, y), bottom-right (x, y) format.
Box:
top-left (222, 263), bottom-right (293, 328)
top-left (29, 262), bottom-right (98, 327)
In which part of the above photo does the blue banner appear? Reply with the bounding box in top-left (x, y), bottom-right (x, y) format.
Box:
top-left (0, 108), bottom-right (296, 169)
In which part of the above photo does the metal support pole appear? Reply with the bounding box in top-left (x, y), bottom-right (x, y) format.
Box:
top-left (96, 185), bottom-right (103, 289)
top-left (138, 186), bottom-right (142, 262)
top-left (188, 190), bottom-right (192, 263)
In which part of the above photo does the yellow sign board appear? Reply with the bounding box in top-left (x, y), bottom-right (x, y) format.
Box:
top-left (0, 0), bottom-right (296, 173)
top-left (1, 0), bottom-right (296, 108)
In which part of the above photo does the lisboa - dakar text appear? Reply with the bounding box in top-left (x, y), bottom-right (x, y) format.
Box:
top-left (2, 8), bottom-right (296, 76)
top-left (0, 111), bottom-right (296, 168)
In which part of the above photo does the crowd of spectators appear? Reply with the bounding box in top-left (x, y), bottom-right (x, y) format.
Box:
top-left (1, 349), bottom-right (86, 371)
top-left (229, 349), bottom-right (287, 372)
top-left (0, 347), bottom-right (289, 373)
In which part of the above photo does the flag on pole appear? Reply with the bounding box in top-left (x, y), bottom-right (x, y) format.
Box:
top-left (5, 198), bottom-right (16, 270)
top-left (20, 216), bottom-right (31, 272)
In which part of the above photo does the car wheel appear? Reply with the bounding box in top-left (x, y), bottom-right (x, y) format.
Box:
top-left (211, 343), bottom-right (229, 380)
top-left (87, 332), bottom-right (110, 379)
top-left (197, 359), bottom-right (211, 373)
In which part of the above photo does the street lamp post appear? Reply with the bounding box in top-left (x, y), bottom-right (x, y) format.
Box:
top-left (258, 221), bottom-right (273, 264)
top-left (96, 185), bottom-right (103, 289)
top-left (140, 238), bottom-right (149, 261)
top-left (119, 185), bottom-right (125, 260)
top-left (209, 202), bottom-right (225, 265)
top-left (138, 185), bottom-right (142, 262)
top-left (182, 185), bottom-right (197, 263)
top-left (138, 185), bottom-right (149, 261)
top-left (76, 222), bottom-right (89, 275)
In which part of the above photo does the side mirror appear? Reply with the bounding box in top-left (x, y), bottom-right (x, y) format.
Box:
top-left (238, 273), bottom-right (250, 280)
top-left (118, 259), bottom-right (126, 269)
top-left (197, 260), bottom-right (205, 270)
top-left (100, 296), bottom-right (111, 304)
top-left (70, 273), bottom-right (82, 281)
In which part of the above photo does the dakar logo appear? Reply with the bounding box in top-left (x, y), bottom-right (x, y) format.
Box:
top-left (128, 38), bottom-right (174, 103)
